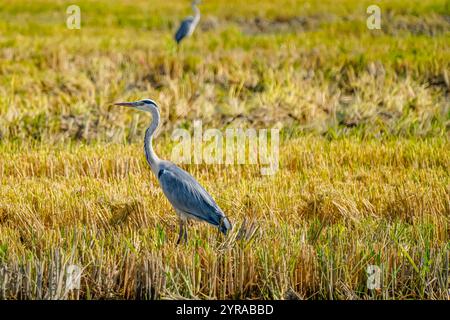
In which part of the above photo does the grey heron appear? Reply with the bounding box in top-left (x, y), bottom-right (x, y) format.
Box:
top-left (114, 99), bottom-right (232, 244)
top-left (174, 0), bottom-right (201, 44)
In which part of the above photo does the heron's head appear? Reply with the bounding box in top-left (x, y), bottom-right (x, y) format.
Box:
top-left (114, 99), bottom-right (159, 113)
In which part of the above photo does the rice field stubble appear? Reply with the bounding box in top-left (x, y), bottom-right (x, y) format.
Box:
top-left (0, 0), bottom-right (449, 299)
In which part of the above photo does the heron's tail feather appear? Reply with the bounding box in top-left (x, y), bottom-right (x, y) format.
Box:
top-left (219, 216), bottom-right (232, 235)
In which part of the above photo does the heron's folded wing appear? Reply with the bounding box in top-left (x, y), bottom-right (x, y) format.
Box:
top-left (175, 18), bottom-right (193, 43)
top-left (158, 167), bottom-right (224, 226)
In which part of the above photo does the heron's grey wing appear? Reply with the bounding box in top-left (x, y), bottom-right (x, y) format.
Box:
top-left (174, 18), bottom-right (193, 43)
top-left (158, 163), bottom-right (227, 227)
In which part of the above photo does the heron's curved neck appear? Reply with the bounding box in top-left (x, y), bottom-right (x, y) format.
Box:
top-left (144, 108), bottom-right (161, 175)
top-left (191, 4), bottom-right (200, 25)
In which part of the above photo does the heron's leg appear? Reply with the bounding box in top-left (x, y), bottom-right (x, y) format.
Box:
top-left (183, 222), bottom-right (188, 244)
top-left (177, 220), bottom-right (184, 245)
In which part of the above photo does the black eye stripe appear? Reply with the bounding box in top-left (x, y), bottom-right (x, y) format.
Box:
top-left (141, 99), bottom-right (158, 108)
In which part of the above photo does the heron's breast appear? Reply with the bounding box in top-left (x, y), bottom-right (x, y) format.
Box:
top-left (175, 210), bottom-right (203, 222)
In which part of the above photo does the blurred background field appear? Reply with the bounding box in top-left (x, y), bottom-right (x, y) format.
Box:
top-left (0, 0), bottom-right (449, 299)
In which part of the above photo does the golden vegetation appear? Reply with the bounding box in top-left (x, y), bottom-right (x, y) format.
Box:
top-left (0, 0), bottom-right (449, 299)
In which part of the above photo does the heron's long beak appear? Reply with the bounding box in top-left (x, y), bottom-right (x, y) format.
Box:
top-left (114, 102), bottom-right (137, 107)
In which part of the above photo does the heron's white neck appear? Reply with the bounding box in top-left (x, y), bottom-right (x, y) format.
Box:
top-left (191, 4), bottom-right (200, 26)
top-left (144, 107), bottom-right (161, 175)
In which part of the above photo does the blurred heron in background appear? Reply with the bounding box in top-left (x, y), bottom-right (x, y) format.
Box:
top-left (114, 99), bottom-right (232, 244)
top-left (174, 0), bottom-right (201, 44)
